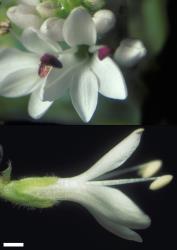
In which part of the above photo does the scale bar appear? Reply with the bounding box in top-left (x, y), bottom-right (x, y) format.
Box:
top-left (3, 243), bottom-right (24, 247)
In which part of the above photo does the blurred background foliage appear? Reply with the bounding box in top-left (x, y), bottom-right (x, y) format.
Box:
top-left (0, 0), bottom-right (176, 124)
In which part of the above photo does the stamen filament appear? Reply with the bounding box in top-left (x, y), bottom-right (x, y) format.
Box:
top-left (88, 177), bottom-right (157, 186)
top-left (95, 160), bottom-right (162, 180)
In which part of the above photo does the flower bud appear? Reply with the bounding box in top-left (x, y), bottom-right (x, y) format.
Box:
top-left (84, 0), bottom-right (106, 11)
top-left (7, 4), bottom-right (42, 29)
top-left (36, 1), bottom-right (57, 18)
top-left (40, 17), bottom-right (64, 42)
top-left (114, 39), bottom-right (147, 67)
top-left (93, 9), bottom-right (116, 35)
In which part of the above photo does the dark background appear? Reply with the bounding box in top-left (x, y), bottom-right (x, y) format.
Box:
top-left (0, 125), bottom-right (176, 249)
top-left (142, 0), bottom-right (177, 124)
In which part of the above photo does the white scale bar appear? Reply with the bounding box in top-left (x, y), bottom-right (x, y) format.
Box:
top-left (3, 243), bottom-right (24, 247)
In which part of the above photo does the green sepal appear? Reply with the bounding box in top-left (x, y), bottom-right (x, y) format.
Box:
top-left (0, 177), bottom-right (59, 208)
top-left (1, 161), bottom-right (12, 183)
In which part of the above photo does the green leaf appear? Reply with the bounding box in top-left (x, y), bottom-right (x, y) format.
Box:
top-left (127, 0), bottom-right (168, 54)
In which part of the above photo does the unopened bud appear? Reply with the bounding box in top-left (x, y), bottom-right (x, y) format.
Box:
top-left (36, 1), bottom-right (57, 18)
top-left (114, 39), bottom-right (147, 67)
top-left (93, 9), bottom-right (116, 35)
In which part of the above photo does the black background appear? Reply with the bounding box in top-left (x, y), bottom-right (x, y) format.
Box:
top-left (142, 0), bottom-right (177, 124)
top-left (0, 125), bottom-right (176, 249)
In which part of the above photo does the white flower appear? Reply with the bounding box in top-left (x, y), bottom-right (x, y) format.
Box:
top-left (3, 6), bottom-right (127, 122)
top-left (0, 129), bottom-right (173, 240)
top-left (0, 22), bottom-right (126, 122)
top-left (0, 28), bottom-right (62, 118)
top-left (35, 129), bottom-right (173, 241)
top-left (43, 7), bottom-right (127, 122)
top-left (0, 29), bottom-right (126, 122)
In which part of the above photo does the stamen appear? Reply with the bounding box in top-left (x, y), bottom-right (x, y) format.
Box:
top-left (38, 64), bottom-right (51, 78)
top-left (89, 175), bottom-right (173, 189)
top-left (149, 175), bottom-right (173, 191)
top-left (138, 160), bottom-right (162, 178)
top-left (38, 53), bottom-right (63, 78)
top-left (40, 54), bottom-right (63, 68)
top-left (98, 46), bottom-right (112, 60)
top-left (88, 177), bottom-right (157, 186)
top-left (95, 160), bottom-right (162, 180)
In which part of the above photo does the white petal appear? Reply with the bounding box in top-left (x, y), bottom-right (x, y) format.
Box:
top-left (7, 5), bottom-right (42, 29)
top-left (63, 7), bottom-right (97, 46)
top-left (0, 68), bottom-right (39, 97)
top-left (93, 9), bottom-right (116, 35)
top-left (70, 184), bottom-right (150, 229)
top-left (94, 216), bottom-right (143, 242)
top-left (0, 48), bottom-right (39, 83)
top-left (74, 129), bottom-right (144, 181)
top-left (87, 185), bottom-right (150, 229)
top-left (43, 68), bottom-right (71, 101)
top-left (21, 28), bottom-right (61, 55)
top-left (70, 66), bottom-right (98, 122)
top-left (114, 39), bottom-right (147, 67)
top-left (91, 55), bottom-right (127, 99)
top-left (40, 17), bottom-right (64, 42)
top-left (43, 53), bottom-right (81, 101)
top-left (67, 183), bottom-right (143, 241)
top-left (28, 85), bottom-right (53, 119)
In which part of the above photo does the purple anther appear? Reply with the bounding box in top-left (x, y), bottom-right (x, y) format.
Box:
top-left (98, 46), bottom-right (112, 61)
top-left (40, 54), bottom-right (63, 68)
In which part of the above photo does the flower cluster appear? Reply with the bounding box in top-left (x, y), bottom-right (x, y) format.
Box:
top-left (0, 0), bottom-right (146, 122)
top-left (0, 129), bottom-right (173, 241)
